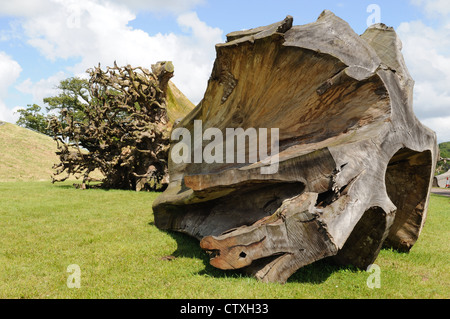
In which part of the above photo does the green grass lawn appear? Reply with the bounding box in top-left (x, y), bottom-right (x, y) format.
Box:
top-left (0, 181), bottom-right (448, 299)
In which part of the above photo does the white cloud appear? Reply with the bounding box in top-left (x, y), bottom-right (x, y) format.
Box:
top-left (0, 52), bottom-right (22, 97)
top-left (16, 71), bottom-right (67, 106)
top-left (0, 0), bottom-right (204, 16)
top-left (422, 116), bottom-right (450, 144)
top-left (108, 0), bottom-right (205, 13)
top-left (398, 21), bottom-right (450, 119)
top-left (11, 0), bottom-right (222, 105)
top-left (0, 101), bottom-right (19, 123)
top-left (0, 52), bottom-right (22, 123)
top-left (410, 0), bottom-right (450, 18)
top-left (0, 0), bottom-right (54, 17)
top-left (395, 1), bottom-right (450, 142)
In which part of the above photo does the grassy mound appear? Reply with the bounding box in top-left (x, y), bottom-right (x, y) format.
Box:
top-left (0, 122), bottom-right (59, 182)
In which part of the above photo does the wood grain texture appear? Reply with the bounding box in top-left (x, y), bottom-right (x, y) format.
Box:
top-left (153, 11), bottom-right (438, 283)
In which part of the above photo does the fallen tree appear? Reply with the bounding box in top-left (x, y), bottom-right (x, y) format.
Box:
top-left (49, 61), bottom-right (185, 191)
top-left (153, 11), bottom-right (438, 283)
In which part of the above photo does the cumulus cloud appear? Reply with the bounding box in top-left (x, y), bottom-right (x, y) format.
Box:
top-left (422, 116), bottom-right (450, 144)
top-left (16, 71), bottom-right (67, 106)
top-left (0, 0), bottom-right (54, 18)
top-left (397, 21), bottom-right (450, 119)
top-left (0, 101), bottom-right (18, 123)
top-left (410, 0), bottom-right (450, 18)
top-left (11, 0), bottom-right (222, 106)
top-left (0, 0), bottom-right (204, 16)
top-left (395, 0), bottom-right (450, 142)
top-left (0, 52), bottom-right (22, 122)
top-left (0, 52), bottom-right (22, 96)
top-left (108, 0), bottom-right (206, 13)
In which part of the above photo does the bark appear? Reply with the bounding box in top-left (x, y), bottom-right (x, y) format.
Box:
top-left (153, 11), bottom-right (438, 283)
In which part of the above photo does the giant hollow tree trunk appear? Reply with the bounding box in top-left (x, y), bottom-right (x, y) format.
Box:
top-left (152, 11), bottom-right (438, 283)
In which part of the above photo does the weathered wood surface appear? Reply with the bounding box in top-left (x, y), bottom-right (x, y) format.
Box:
top-left (434, 169), bottom-right (450, 188)
top-left (153, 11), bottom-right (438, 283)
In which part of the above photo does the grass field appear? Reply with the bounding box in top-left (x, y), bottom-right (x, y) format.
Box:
top-left (0, 181), bottom-right (448, 299)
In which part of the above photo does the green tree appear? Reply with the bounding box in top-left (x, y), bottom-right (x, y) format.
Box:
top-left (16, 77), bottom-right (90, 135)
top-left (439, 142), bottom-right (450, 158)
top-left (16, 104), bottom-right (52, 135)
top-left (44, 77), bottom-right (90, 125)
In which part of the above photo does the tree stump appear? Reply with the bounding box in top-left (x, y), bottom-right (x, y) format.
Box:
top-left (153, 11), bottom-right (438, 283)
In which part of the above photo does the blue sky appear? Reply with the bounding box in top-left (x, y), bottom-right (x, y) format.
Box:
top-left (0, 0), bottom-right (449, 142)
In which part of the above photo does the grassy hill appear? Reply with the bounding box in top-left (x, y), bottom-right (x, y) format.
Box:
top-left (0, 121), bottom-right (59, 182)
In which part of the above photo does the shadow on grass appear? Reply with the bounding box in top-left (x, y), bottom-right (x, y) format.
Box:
top-left (53, 182), bottom-right (109, 190)
top-left (286, 258), bottom-right (360, 284)
top-left (53, 184), bottom-right (77, 189)
top-left (158, 229), bottom-right (243, 279)
top-left (158, 227), bottom-right (360, 284)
